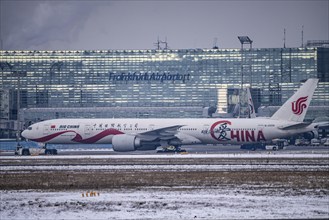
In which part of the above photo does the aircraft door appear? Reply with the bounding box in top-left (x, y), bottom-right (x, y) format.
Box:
top-left (257, 124), bottom-right (266, 142)
top-left (84, 124), bottom-right (91, 135)
top-left (149, 124), bottom-right (155, 131)
top-left (257, 124), bottom-right (264, 132)
top-left (43, 124), bottom-right (50, 135)
top-left (203, 124), bottom-right (210, 133)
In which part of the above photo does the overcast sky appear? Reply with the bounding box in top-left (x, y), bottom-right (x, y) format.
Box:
top-left (1, 0), bottom-right (328, 50)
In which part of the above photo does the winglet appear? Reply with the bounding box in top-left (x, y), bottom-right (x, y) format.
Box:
top-left (270, 78), bottom-right (319, 122)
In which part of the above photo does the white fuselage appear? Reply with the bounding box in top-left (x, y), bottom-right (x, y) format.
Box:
top-left (22, 118), bottom-right (313, 145)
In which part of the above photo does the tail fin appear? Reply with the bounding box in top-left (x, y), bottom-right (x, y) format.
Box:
top-left (246, 87), bottom-right (256, 118)
top-left (270, 78), bottom-right (319, 122)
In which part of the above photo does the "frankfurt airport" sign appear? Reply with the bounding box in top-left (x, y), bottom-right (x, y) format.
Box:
top-left (109, 72), bottom-right (191, 83)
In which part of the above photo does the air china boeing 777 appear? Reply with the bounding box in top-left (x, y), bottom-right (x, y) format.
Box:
top-left (22, 79), bottom-right (319, 152)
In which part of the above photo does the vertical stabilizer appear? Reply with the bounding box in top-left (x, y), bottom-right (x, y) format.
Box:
top-left (246, 87), bottom-right (256, 118)
top-left (270, 78), bottom-right (319, 122)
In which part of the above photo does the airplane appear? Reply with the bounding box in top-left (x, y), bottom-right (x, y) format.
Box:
top-left (227, 87), bottom-right (255, 118)
top-left (21, 78), bottom-right (319, 152)
top-left (246, 87), bottom-right (256, 118)
top-left (246, 83), bottom-right (325, 140)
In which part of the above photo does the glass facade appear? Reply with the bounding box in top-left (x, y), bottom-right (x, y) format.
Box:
top-left (0, 47), bottom-right (328, 132)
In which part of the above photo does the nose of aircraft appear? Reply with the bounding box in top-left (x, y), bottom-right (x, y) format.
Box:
top-left (21, 129), bottom-right (28, 139)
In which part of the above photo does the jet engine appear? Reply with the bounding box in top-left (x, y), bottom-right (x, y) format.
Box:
top-left (303, 130), bottom-right (318, 140)
top-left (112, 134), bottom-right (141, 152)
top-left (112, 134), bottom-right (159, 152)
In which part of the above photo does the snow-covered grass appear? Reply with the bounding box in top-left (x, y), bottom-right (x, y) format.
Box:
top-left (1, 187), bottom-right (328, 220)
top-left (2, 164), bottom-right (328, 172)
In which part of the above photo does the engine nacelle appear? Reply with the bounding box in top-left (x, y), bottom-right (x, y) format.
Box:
top-left (303, 130), bottom-right (318, 140)
top-left (112, 134), bottom-right (141, 152)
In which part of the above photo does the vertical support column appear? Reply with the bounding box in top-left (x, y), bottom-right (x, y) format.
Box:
top-left (238, 36), bottom-right (253, 118)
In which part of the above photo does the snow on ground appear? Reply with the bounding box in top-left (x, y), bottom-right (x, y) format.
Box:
top-left (1, 187), bottom-right (328, 220)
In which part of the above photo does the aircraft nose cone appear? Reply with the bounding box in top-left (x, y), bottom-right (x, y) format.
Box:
top-left (21, 130), bottom-right (28, 139)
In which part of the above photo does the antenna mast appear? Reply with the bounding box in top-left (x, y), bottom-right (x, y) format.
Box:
top-left (301, 25), bottom-right (304, 47)
top-left (212, 37), bottom-right (219, 49)
top-left (283, 28), bottom-right (286, 48)
top-left (154, 37), bottom-right (161, 50)
top-left (161, 37), bottom-right (168, 50)
top-left (154, 37), bottom-right (169, 50)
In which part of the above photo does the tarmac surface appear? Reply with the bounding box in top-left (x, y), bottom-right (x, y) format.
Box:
top-left (1, 143), bottom-right (328, 156)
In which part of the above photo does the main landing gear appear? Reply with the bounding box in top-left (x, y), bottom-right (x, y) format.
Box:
top-left (157, 145), bottom-right (187, 153)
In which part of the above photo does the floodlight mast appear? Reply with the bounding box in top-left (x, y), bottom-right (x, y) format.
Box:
top-left (237, 36), bottom-right (253, 118)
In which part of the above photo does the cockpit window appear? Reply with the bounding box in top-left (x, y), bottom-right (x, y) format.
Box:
top-left (27, 126), bottom-right (32, 130)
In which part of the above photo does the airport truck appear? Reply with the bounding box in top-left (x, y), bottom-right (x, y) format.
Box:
top-left (14, 145), bottom-right (57, 156)
top-left (265, 139), bottom-right (288, 151)
top-left (310, 138), bottom-right (321, 146)
top-left (295, 138), bottom-right (310, 146)
top-left (324, 139), bottom-right (329, 146)
top-left (240, 143), bottom-right (266, 151)
top-left (241, 139), bottom-right (288, 151)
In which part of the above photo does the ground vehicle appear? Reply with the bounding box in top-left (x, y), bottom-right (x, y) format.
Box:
top-left (295, 139), bottom-right (310, 146)
top-left (240, 143), bottom-right (266, 151)
top-left (324, 139), bottom-right (329, 146)
top-left (14, 146), bottom-right (57, 156)
top-left (272, 139), bottom-right (288, 148)
top-left (265, 144), bottom-right (285, 151)
top-left (310, 138), bottom-right (320, 146)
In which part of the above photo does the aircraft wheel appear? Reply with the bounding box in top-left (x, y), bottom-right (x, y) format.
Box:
top-left (22, 149), bottom-right (30, 156)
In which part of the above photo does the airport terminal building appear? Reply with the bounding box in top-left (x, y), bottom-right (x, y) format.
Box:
top-left (0, 41), bottom-right (328, 138)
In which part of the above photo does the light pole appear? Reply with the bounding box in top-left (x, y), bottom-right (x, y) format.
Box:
top-left (49, 61), bottom-right (63, 107)
top-left (0, 62), bottom-right (13, 138)
top-left (14, 71), bottom-right (26, 143)
top-left (238, 36), bottom-right (253, 118)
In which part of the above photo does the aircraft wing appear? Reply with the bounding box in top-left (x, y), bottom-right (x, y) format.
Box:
top-left (278, 122), bottom-right (312, 130)
top-left (136, 125), bottom-right (184, 141)
top-left (313, 121), bottom-right (329, 128)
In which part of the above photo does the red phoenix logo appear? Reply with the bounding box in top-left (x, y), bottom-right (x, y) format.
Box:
top-left (291, 96), bottom-right (308, 115)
